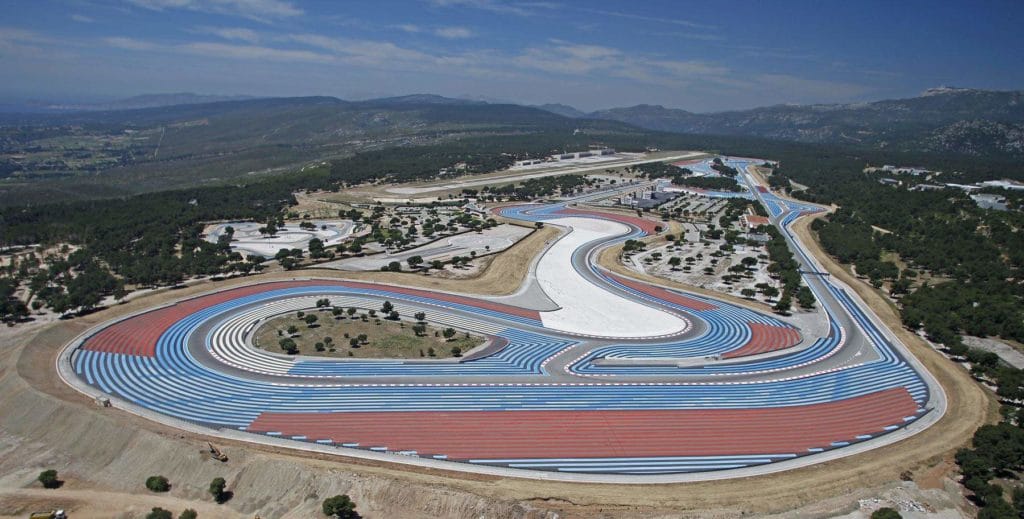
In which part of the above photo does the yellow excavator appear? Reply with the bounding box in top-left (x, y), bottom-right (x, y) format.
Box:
top-left (29, 510), bottom-right (66, 519)
top-left (208, 442), bottom-right (228, 462)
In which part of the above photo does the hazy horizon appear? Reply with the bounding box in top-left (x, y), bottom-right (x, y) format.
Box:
top-left (2, 0), bottom-right (1024, 112)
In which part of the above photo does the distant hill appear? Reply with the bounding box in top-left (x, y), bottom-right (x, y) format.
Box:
top-left (42, 93), bottom-right (258, 112)
top-left (0, 95), bottom-right (644, 204)
top-left (534, 103), bottom-right (588, 118)
top-left (583, 88), bottom-right (1024, 158)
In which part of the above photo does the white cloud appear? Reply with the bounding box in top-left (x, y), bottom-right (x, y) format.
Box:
top-left (71, 14), bottom-right (96, 23)
top-left (574, 8), bottom-right (712, 29)
top-left (425, 0), bottom-right (534, 17)
top-left (104, 36), bottom-right (159, 50)
top-left (396, 24), bottom-right (422, 33)
top-left (434, 26), bottom-right (473, 39)
top-left (194, 26), bottom-right (261, 43)
top-left (125, 0), bottom-right (302, 21)
top-left (181, 41), bottom-right (330, 62)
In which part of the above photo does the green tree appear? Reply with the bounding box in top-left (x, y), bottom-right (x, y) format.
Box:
top-left (773, 293), bottom-right (792, 314)
top-left (209, 477), bottom-right (229, 503)
top-left (870, 508), bottom-right (902, 519)
top-left (322, 494), bottom-right (358, 518)
top-left (381, 301), bottom-right (393, 313)
top-left (145, 475), bottom-right (170, 492)
top-left (37, 469), bottom-right (60, 489)
top-left (304, 314), bottom-right (319, 327)
top-left (414, 311), bottom-right (426, 322)
top-left (442, 327), bottom-right (456, 340)
top-left (279, 338), bottom-right (299, 354)
top-left (179, 510), bottom-right (198, 519)
top-left (146, 508), bottom-right (173, 519)
top-left (796, 286), bottom-right (816, 309)
top-left (451, 346), bottom-right (463, 357)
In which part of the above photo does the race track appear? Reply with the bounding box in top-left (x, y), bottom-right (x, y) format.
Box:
top-left (59, 158), bottom-right (943, 483)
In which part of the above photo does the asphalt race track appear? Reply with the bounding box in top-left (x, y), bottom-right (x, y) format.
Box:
top-left (59, 158), bottom-right (943, 483)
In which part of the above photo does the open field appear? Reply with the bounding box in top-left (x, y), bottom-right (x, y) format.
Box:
top-left (254, 312), bottom-right (482, 359)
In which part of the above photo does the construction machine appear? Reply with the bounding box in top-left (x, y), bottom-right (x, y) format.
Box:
top-left (29, 510), bottom-right (66, 519)
top-left (208, 442), bottom-right (228, 462)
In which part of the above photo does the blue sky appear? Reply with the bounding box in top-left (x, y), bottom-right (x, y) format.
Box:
top-left (2, 0), bottom-right (1023, 111)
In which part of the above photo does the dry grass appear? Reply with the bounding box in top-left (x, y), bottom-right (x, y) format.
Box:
top-left (254, 312), bottom-right (480, 359)
top-left (597, 235), bottom-right (776, 314)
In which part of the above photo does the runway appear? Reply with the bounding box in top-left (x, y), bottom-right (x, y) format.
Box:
top-left (58, 157), bottom-right (943, 482)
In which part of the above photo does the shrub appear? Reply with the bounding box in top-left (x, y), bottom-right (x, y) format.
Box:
top-left (146, 508), bottom-right (173, 519)
top-left (38, 469), bottom-right (60, 489)
top-left (209, 477), bottom-right (229, 503)
top-left (870, 508), bottom-right (902, 519)
top-left (322, 494), bottom-right (358, 518)
top-left (145, 475), bottom-right (170, 492)
top-left (179, 510), bottom-right (198, 519)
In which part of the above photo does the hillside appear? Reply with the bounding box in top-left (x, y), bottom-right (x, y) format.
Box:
top-left (0, 96), bottom-right (642, 204)
top-left (552, 88), bottom-right (1024, 158)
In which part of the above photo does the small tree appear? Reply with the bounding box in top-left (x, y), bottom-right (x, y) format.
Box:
top-left (304, 314), bottom-right (319, 327)
top-left (349, 338), bottom-right (360, 348)
top-left (38, 469), bottom-right (60, 489)
top-left (451, 346), bottom-right (463, 357)
top-left (870, 508), bottom-right (902, 519)
top-left (412, 323), bottom-right (426, 336)
top-left (179, 510), bottom-right (198, 519)
top-left (322, 494), bottom-right (358, 518)
top-left (145, 475), bottom-right (170, 492)
top-left (146, 508), bottom-right (173, 519)
top-left (209, 477), bottom-right (229, 503)
top-left (279, 338), bottom-right (299, 354)
top-left (442, 327), bottom-right (456, 341)
top-left (381, 301), bottom-right (393, 313)
top-left (388, 310), bottom-right (399, 320)
top-left (357, 333), bottom-right (368, 345)
top-left (773, 293), bottom-right (792, 314)
top-left (347, 307), bottom-right (357, 317)
top-left (287, 324), bottom-right (299, 336)
top-left (414, 311), bottom-right (426, 322)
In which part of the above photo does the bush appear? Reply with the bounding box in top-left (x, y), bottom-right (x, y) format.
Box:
top-left (871, 508), bottom-right (902, 519)
top-left (38, 469), bottom-right (60, 489)
top-left (322, 494), bottom-right (358, 518)
top-left (145, 475), bottom-right (170, 492)
top-left (146, 507), bottom-right (173, 519)
top-left (209, 476), bottom-right (229, 503)
top-left (179, 510), bottom-right (198, 519)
